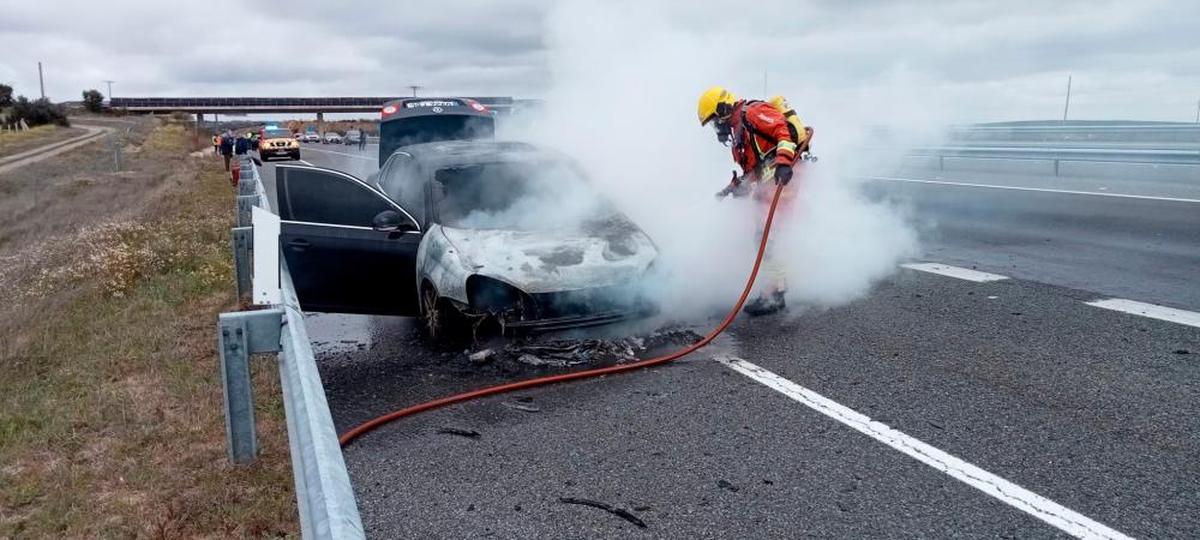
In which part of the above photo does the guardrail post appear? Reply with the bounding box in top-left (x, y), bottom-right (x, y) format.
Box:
top-left (232, 226), bottom-right (253, 300)
top-left (218, 309), bottom-right (283, 465)
top-left (219, 314), bottom-right (257, 464)
top-left (236, 194), bottom-right (258, 228)
top-left (238, 174), bottom-right (257, 197)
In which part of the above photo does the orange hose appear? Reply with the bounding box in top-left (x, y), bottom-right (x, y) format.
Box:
top-left (339, 184), bottom-right (786, 447)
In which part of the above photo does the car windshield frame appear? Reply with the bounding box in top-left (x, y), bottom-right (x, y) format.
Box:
top-left (432, 159), bottom-right (618, 232)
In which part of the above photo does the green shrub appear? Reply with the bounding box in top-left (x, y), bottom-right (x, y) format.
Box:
top-left (82, 89), bottom-right (104, 113)
top-left (10, 96), bottom-right (69, 127)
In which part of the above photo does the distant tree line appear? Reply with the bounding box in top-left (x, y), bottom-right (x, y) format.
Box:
top-left (0, 82), bottom-right (70, 128)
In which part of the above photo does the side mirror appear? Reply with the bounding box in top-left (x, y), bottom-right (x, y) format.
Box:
top-left (372, 210), bottom-right (405, 232)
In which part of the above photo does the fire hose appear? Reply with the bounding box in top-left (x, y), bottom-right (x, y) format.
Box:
top-left (338, 183), bottom-right (787, 447)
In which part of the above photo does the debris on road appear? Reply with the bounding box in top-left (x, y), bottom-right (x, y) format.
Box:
top-left (436, 427), bottom-right (482, 439)
top-left (499, 400), bottom-right (542, 412)
top-left (468, 348), bottom-right (495, 364)
top-left (465, 326), bottom-right (703, 373)
top-left (716, 479), bottom-right (740, 492)
top-left (559, 497), bottom-right (648, 529)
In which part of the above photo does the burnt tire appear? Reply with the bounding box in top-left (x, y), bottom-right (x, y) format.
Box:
top-left (420, 284), bottom-right (465, 342)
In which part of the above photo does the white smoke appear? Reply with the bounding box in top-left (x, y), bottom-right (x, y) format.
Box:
top-left (509, 1), bottom-right (947, 316)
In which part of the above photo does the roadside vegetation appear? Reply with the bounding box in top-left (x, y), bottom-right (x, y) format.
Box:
top-left (0, 117), bottom-right (296, 537)
top-left (0, 81), bottom-right (69, 130)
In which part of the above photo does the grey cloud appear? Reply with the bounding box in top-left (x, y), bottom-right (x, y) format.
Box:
top-left (0, 0), bottom-right (1197, 121)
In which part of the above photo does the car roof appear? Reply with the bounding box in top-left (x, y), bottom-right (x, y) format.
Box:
top-left (395, 140), bottom-right (562, 170)
top-left (380, 98), bottom-right (492, 122)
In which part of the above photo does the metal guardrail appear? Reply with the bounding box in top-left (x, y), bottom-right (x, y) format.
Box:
top-left (217, 156), bottom-right (365, 539)
top-left (905, 145), bottom-right (1200, 165)
top-left (948, 122), bottom-right (1200, 133)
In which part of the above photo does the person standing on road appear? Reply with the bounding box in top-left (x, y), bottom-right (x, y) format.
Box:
top-left (219, 129), bottom-right (235, 171)
top-left (359, 125), bottom-right (367, 150)
top-left (211, 134), bottom-right (220, 155)
top-left (234, 132), bottom-right (250, 157)
top-left (699, 86), bottom-right (813, 316)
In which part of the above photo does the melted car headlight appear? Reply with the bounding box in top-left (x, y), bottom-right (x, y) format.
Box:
top-left (466, 276), bottom-right (536, 318)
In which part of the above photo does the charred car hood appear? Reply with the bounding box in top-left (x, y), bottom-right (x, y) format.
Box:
top-left (439, 223), bottom-right (657, 293)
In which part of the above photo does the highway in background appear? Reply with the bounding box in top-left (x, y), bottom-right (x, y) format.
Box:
top-left (263, 139), bottom-right (1198, 538)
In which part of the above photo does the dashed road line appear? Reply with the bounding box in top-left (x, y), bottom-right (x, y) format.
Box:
top-left (715, 356), bottom-right (1133, 540)
top-left (902, 262), bottom-right (1010, 282)
top-left (299, 145), bottom-right (375, 161)
top-left (868, 175), bottom-right (1200, 204)
top-left (1085, 298), bottom-right (1200, 329)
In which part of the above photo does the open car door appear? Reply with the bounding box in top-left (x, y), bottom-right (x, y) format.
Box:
top-left (275, 164), bottom-right (421, 315)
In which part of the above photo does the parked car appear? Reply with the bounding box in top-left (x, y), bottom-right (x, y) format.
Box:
top-left (343, 129), bottom-right (363, 145)
top-left (258, 127), bottom-right (300, 161)
top-left (301, 132), bottom-right (320, 143)
top-left (273, 140), bottom-right (657, 339)
top-left (323, 132), bottom-right (342, 144)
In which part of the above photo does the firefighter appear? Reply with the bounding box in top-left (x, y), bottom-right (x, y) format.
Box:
top-left (698, 86), bottom-right (812, 316)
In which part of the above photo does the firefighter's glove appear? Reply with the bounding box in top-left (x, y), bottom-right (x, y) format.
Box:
top-left (775, 164), bottom-right (793, 186)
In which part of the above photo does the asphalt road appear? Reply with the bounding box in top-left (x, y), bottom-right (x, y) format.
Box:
top-left (262, 142), bottom-right (1199, 538)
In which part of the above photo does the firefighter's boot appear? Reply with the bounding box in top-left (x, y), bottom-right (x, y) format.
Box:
top-left (743, 290), bottom-right (786, 316)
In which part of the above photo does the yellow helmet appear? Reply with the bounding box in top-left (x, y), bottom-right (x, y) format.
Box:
top-left (697, 86), bottom-right (737, 126)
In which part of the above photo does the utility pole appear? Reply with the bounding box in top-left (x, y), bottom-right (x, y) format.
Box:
top-left (1062, 75), bottom-right (1072, 122)
top-left (38, 62), bottom-right (45, 99)
top-left (103, 80), bottom-right (115, 99)
top-left (408, 85), bottom-right (422, 97)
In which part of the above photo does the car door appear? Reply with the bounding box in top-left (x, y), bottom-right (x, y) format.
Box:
top-left (275, 164), bottom-right (422, 315)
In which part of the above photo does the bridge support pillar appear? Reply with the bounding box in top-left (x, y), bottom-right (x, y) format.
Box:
top-left (316, 112), bottom-right (324, 133)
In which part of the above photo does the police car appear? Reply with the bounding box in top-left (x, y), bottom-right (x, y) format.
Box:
top-left (258, 126), bottom-right (300, 161)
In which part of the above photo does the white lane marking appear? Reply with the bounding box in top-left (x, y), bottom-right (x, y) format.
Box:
top-left (296, 159), bottom-right (315, 166)
top-left (715, 356), bottom-right (1133, 540)
top-left (868, 175), bottom-right (1200, 204)
top-left (902, 262), bottom-right (1010, 282)
top-left (1085, 298), bottom-right (1200, 329)
top-left (298, 145), bottom-right (375, 161)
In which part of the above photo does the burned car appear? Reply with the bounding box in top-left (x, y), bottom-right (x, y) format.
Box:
top-left (275, 141), bottom-right (657, 338)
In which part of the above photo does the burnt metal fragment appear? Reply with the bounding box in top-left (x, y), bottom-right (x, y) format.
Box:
top-left (559, 497), bottom-right (648, 529)
top-left (436, 427), bottom-right (481, 439)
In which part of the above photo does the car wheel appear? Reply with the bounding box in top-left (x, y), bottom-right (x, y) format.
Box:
top-left (420, 284), bottom-right (463, 342)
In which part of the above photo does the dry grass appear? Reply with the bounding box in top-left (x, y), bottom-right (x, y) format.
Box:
top-left (0, 118), bottom-right (296, 538)
top-left (0, 125), bottom-right (87, 160)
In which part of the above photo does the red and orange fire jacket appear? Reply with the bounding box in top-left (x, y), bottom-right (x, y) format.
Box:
top-left (729, 100), bottom-right (801, 179)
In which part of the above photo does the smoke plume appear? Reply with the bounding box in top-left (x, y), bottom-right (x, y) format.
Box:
top-left (510, 1), bottom-right (943, 317)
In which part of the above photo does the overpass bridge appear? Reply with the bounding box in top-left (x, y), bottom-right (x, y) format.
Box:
top-left (107, 96), bottom-right (535, 121)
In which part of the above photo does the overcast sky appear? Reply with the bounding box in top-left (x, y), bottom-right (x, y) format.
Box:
top-left (2, 0), bottom-right (1198, 122)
